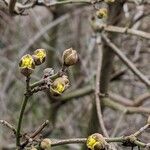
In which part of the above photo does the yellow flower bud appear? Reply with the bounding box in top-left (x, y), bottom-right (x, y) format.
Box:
top-left (50, 75), bottom-right (69, 96)
top-left (96, 8), bottom-right (108, 19)
top-left (19, 54), bottom-right (35, 77)
top-left (32, 49), bottom-right (46, 65)
top-left (62, 48), bottom-right (78, 66)
top-left (40, 138), bottom-right (51, 150)
top-left (86, 133), bottom-right (107, 150)
top-left (104, 0), bottom-right (115, 3)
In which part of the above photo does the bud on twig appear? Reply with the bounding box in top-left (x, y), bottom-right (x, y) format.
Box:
top-left (40, 138), bottom-right (51, 150)
top-left (86, 133), bottom-right (107, 150)
top-left (50, 75), bottom-right (69, 96)
top-left (32, 49), bottom-right (46, 66)
top-left (62, 48), bottom-right (78, 66)
top-left (96, 8), bottom-right (108, 19)
top-left (19, 54), bottom-right (35, 77)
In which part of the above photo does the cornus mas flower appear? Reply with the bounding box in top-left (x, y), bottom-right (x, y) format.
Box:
top-left (19, 54), bottom-right (35, 77)
top-left (50, 75), bottom-right (69, 96)
top-left (96, 8), bottom-right (108, 19)
top-left (32, 49), bottom-right (46, 65)
top-left (86, 133), bottom-right (107, 150)
top-left (62, 48), bottom-right (78, 66)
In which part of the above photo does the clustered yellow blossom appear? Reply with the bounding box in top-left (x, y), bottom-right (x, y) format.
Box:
top-left (19, 49), bottom-right (46, 76)
top-left (19, 48), bottom-right (78, 96)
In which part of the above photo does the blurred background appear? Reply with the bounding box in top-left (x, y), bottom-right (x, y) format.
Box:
top-left (0, 0), bottom-right (150, 149)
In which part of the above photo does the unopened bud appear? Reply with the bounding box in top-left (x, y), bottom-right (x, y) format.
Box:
top-left (19, 54), bottom-right (35, 77)
top-left (96, 8), bottom-right (108, 19)
top-left (40, 138), bottom-right (51, 150)
top-left (50, 75), bottom-right (69, 96)
top-left (32, 49), bottom-right (46, 65)
top-left (86, 133), bottom-right (107, 150)
top-left (62, 48), bottom-right (78, 66)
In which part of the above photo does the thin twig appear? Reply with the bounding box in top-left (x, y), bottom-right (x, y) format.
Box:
top-left (133, 124), bottom-right (149, 137)
top-left (9, 0), bottom-right (17, 14)
top-left (21, 120), bottom-right (49, 148)
top-left (95, 35), bottom-right (109, 138)
top-left (0, 120), bottom-right (16, 134)
top-left (16, 95), bottom-right (29, 147)
top-left (102, 34), bottom-right (150, 87)
top-left (16, 77), bottom-right (31, 147)
top-left (50, 135), bottom-right (149, 148)
top-left (134, 93), bottom-right (150, 106)
top-left (92, 24), bottom-right (150, 40)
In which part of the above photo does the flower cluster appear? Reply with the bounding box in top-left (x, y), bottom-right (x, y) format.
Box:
top-left (19, 49), bottom-right (46, 77)
top-left (19, 48), bottom-right (78, 96)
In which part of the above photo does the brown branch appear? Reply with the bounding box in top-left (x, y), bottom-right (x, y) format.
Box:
top-left (108, 91), bottom-right (150, 107)
top-left (92, 24), bottom-right (150, 40)
top-left (8, 0), bottom-right (17, 14)
top-left (46, 82), bottom-right (150, 115)
top-left (127, 0), bottom-right (150, 5)
top-left (21, 120), bottom-right (49, 148)
top-left (4, 0), bottom-right (91, 15)
top-left (103, 98), bottom-right (150, 114)
top-left (133, 124), bottom-right (149, 137)
top-left (134, 92), bottom-right (150, 106)
top-left (102, 34), bottom-right (150, 87)
top-left (50, 134), bottom-right (150, 148)
top-left (109, 92), bottom-right (134, 106)
top-left (95, 35), bottom-right (109, 138)
top-left (0, 120), bottom-right (16, 135)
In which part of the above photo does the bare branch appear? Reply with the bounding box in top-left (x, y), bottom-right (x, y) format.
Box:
top-left (102, 34), bottom-right (150, 87)
top-left (0, 120), bottom-right (16, 134)
top-left (92, 24), bottom-right (150, 40)
top-left (95, 35), bottom-right (109, 138)
top-left (21, 120), bottom-right (49, 148)
top-left (8, 0), bottom-right (17, 14)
